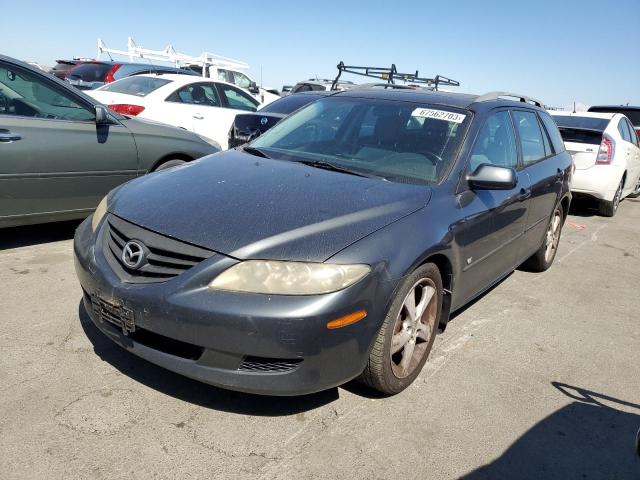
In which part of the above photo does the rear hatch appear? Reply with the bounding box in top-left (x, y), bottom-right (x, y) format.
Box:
top-left (552, 116), bottom-right (609, 170)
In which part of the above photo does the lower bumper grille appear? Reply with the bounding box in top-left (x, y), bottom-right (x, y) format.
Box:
top-left (238, 356), bottom-right (302, 373)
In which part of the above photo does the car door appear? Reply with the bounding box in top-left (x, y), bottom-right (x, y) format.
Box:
top-left (620, 117), bottom-right (640, 194)
top-left (512, 109), bottom-right (564, 255)
top-left (0, 59), bottom-right (138, 224)
top-left (216, 83), bottom-right (260, 146)
top-left (162, 82), bottom-right (229, 147)
top-left (455, 110), bottom-right (531, 304)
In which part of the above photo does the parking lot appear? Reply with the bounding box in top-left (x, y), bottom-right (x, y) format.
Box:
top-left (1, 198), bottom-right (639, 480)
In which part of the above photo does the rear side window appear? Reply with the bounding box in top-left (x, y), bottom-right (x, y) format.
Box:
top-left (468, 111), bottom-right (518, 172)
top-left (512, 110), bottom-right (546, 165)
top-left (101, 76), bottom-right (171, 97)
top-left (626, 119), bottom-right (639, 145)
top-left (166, 83), bottom-right (221, 106)
top-left (539, 111), bottom-right (565, 153)
top-left (65, 63), bottom-right (112, 82)
top-left (618, 118), bottom-right (632, 142)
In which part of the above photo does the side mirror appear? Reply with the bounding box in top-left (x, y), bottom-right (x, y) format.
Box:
top-left (467, 164), bottom-right (517, 190)
top-left (95, 105), bottom-right (110, 124)
top-left (248, 81), bottom-right (259, 94)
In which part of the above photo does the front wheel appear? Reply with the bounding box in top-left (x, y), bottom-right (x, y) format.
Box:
top-left (358, 263), bottom-right (442, 395)
top-left (523, 204), bottom-right (564, 272)
top-left (154, 159), bottom-right (186, 171)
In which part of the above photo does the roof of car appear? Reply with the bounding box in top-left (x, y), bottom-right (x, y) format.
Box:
top-left (332, 88), bottom-right (542, 111)
top-left (550, 111), bottom-right (617, 120)
top-left (589, 105), bottom-right (640, 111)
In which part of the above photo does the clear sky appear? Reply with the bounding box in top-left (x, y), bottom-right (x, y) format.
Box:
top-left (3, 0), bottom-right (639, 107)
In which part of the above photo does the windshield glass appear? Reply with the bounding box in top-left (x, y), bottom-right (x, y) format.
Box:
top-left (101, 76), bottom-right (171, 97)
top-left (250, 96), bottom-right (470, 184)
top-left (260, 93), bottom-right (324, 114)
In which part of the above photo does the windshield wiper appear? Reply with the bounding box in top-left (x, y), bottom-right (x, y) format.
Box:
top-left (242, 146), bottom-right (270, 159)
top-left (296, 159), bottom-right (370, 178)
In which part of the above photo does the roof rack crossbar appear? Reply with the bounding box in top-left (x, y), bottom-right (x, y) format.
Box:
top-left (330, 61), bottom-right (460, 91)
top-left (475, 91), bottom-right (544, 108)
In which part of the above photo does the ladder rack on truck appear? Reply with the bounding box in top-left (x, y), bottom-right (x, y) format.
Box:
top-left (96, 37), bottom-right (249, 76)
top-left (331, 61), bottom-right (460, 91)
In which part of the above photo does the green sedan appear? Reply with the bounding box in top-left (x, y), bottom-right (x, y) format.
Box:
top-left (0, 54), bottom-right (220, 228)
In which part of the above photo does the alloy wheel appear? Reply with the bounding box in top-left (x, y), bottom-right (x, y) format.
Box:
top-left (613, 180), bottom-right (623, 211)
top-left (544, 209), bottom-right (562, 263)
top-left (390, 278), bottom-right (438, 378)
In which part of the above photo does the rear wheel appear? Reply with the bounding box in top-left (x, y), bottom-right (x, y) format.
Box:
top-left (154, 159), bottom-right (186, 171)
top-left (359, 263), bottom-right (442, 395)
top-left (523, 204), bottom-right (564, 272)
top-left (599, 177), bottom-right (624, 216)
top-left (628, 176), bottom-right (640, 198)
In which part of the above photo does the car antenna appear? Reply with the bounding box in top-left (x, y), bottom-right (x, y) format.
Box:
top-left (573, 101), bottom-right (576, 113)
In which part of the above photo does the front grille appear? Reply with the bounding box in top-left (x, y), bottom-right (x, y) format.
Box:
top-left (238, 356), bottom-right (302, 373)
top-left (103, 214), bottom-right (215, 284)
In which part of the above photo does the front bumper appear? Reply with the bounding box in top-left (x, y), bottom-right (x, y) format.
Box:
top-left (73, 216), bottom-right (390, 395)
top-left (571, 164), bottom-right (624, 201)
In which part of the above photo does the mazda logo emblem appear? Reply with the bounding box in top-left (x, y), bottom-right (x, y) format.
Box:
top-left (122, 241), bottom-right (146, 269)
top-left (260, 117), bottom-right (268, 126)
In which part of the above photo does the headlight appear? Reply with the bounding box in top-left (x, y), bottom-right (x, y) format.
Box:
top-left (91, 195), bottom-right (108, 232)
top-left (197, 134), bottom-right (221, 151)
top-left (208, 260), bottom-right (370, 295)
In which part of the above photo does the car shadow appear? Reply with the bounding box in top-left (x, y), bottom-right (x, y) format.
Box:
top-left (460, 382), bottom-right (640, 479)
top-left (78, 301), bottom-right (339, 416)
top-left (568, 197), bottom-right (602, 217)
top-left (0, 219), bottom-right (81, 250)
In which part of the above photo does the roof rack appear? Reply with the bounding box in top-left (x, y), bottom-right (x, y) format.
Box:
top-left (475, 91), bottom-right (544, 108)
top-left (330, 61), bottom-right (460, 91)
top-left (96, 37), bottom-right (249, 76)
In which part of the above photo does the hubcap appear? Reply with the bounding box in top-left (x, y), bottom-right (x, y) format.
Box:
top-left (545, 210), bottom-right (562, 263)
top-left (390, 278), bottom-right (438, 379)
top-left (613, 180), bottom-right (623, 210)
top-left (634, 178), bottom-right (640, 195)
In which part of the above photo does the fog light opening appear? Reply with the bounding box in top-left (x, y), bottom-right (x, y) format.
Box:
top-left (326, 310), bottom-right (367, 330)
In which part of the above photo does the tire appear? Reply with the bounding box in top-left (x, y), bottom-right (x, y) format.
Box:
top-left (523, 204), bottom-right (564, 272)
top-left (599, 177), bottom-right (624, 217)
top-left (154, 159), bottom-right (186, 171)
top-left (359, 263), bottom-right (442, 395)
top-left (628, 176), bottom-right (640, 199)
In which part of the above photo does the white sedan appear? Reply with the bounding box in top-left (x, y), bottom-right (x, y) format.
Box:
top-left (87, 74), bottom-right (261, 149)
top-left (551, 111), bottom-right (640, 216)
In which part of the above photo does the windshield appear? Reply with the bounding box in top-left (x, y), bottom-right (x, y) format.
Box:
top-left (250, 96), bottom-right (470, 185)
top-left (260, 93), bottom-right (324, 114)
top-left (101, 76), bottom-right (171, 97)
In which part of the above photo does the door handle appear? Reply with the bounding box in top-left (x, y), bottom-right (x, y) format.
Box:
top-left (0, 132), bottom-right (21, 142)
top-left (518, 188), bottom-right (531, 201)
top-left (193, 114), bottom-right (204, 120)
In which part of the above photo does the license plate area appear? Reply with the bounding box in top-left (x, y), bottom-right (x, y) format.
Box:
top-left (91, 293), bottom-right (135, 335)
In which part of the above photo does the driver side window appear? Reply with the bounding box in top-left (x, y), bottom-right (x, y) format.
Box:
top-left (468, 111), bottom-right (518, 172)
top-left (0, 62), bottom-right (94, 121)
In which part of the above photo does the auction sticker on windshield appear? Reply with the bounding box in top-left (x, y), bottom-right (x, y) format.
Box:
top-left (411, 108), bottom-right (466, 124)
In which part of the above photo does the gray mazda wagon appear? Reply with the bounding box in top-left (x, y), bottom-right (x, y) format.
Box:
top-left (74, 89), bottom-right (572, 395)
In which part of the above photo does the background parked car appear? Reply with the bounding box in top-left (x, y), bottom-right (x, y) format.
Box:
top-left (0, 55), bottom-right (220, 228)
top-left (588, 105), bottom-right (640, 137)
top-left (551, 111), bottom-right (640, 216)
top-left (65, 61), bottom-right (196, 90)
top-left (228, 91), bottom-right (331, 148)
top-left (289, 79), bottom-right (354, 93)
top-left (88, 73), bottom-right (261, 149)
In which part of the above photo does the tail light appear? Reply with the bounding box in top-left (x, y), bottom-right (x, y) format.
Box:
top-left (104, 64), bottom-right (122, 83)
top-left (596, 135), bottom-right (614, 165)
top-left (108, 104), bottom-right (145, 116)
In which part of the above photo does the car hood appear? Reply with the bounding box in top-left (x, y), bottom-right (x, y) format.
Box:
top-left (109, 150), bottom-right (431, 262)
top-left (119, 116), bottom-right (217, 147)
